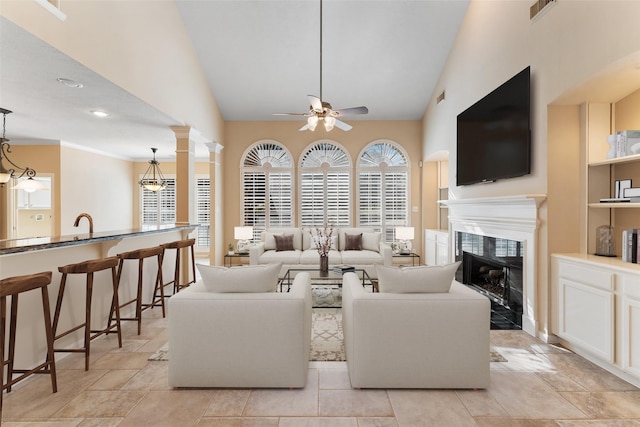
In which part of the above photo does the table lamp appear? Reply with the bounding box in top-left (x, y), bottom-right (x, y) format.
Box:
top-left (395, 226), bottom-right (415, 255)
top-left (234, 226), bottom-right (253, 254)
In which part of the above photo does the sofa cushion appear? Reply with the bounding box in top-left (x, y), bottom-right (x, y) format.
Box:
top-left (197, 263), bottom-right (282, 293)
top-left (303, 229), bottom-right (337, 251)
top-left (345, 233), bottom-right (363, 251)
top-left (265, 227), bottom-right (303, 250)
top-left (362, 232), bottom-right (381, 252)
top-left (260, 250), bottom-right (302, 265)
top-left (376, 261), bottom-right (461, 293)
top-left (299, 249), bottom-right (342, 265)
top-left (341, 250), bottom-right (383, 265)
top-left (275, 234), bottom-right (295, 251)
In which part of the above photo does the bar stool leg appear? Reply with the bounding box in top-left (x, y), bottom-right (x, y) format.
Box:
top-left (0, 294), bottom-right (4, 416)
top-left (84, 272), bottom-right (94, 372)
top-left (41, 285), bottom-right (57, 393)
top-left (173, 249), bottom-right (181, 294)
top-left (109, 265), bottom-right (123, 348)
top-left (6, 293), bottom-right (19, 392)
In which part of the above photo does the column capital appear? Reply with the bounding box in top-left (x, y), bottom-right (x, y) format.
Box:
top-left (205, 142), bottom-right (224, 154)
top-left (170, 126), bottom-right (192, 140)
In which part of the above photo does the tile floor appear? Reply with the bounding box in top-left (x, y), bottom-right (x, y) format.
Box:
top-left (3, 305), bottom-right (640, 427)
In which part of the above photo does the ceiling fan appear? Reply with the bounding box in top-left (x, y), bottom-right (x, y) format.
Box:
top-left (273, 0), bottom-right (368, 132)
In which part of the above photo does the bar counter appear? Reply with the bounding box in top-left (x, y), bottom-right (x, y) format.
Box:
top-left (0, 224), bottom-right (197, 370)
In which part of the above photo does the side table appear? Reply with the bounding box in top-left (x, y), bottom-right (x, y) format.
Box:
top-left (392, 253), bottom-right (421, 266)
top-left (224, 253), bottom-right (249, 267)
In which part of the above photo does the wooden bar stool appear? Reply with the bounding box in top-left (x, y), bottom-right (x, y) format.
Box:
top-left (52, 257), bottom-right (122, 371)
top-left (0, 271), bottom-right (57, 415)
top-left (110, 246), bottom-right (165, 336)
top-left (161, 238), bottom-right (196, 294)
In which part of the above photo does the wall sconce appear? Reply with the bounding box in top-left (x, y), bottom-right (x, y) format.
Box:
top-left (234, 226), bottom-right (254, 254)
top-left (139, 148), bottom-right (166, 192)
top-left (0, 108), bottom-right (46, 192)
top-left (395, 226), bottom-right (415, 255)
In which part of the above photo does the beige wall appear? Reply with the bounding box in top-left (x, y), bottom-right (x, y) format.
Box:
top-left (60, 145), bottom-right (133, 234)
top-left (421, 0), bottom-right (640, 337)
top-left (223, 120), bottom-right (423, 256)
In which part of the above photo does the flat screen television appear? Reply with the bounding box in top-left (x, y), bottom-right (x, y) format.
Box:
top-left (456, 66), bottom-right (531, 186)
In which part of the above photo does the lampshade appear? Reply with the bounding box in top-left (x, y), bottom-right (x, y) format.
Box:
top-left (307, 116), bottom-right (318, 131)
top-left (13, 177), bottom-right (47, 193)
top-left (324, 116), bottom-right (336, 131)
top-left (234, 226), bottom-right (253, 240)
top-left (139, 147), bottom-right (166, 192)
top-left (395, 226), bottom-right (415, 240)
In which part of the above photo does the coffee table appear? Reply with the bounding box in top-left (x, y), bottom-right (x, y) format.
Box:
top-left (278, 268), bottom-right (373, 293)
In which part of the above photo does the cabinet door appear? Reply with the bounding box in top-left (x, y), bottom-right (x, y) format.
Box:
top-left (622, 295), bottom-right (640, 378)
top-left (558, 277), bottom-right (614, 363)
top-left (424, 231), bottom-right (437, 266)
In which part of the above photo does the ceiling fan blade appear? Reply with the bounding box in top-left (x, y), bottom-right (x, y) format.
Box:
top-left (273, 112), bottom-right (310, 116)
top-left (332, 106), bottom-right (369, 116)
top-left (308, 95), bottom-right (323, 113)
top-left (299, 124), bottom-right (310, 131)
top-left (334, 119), bottom-right (353, 131)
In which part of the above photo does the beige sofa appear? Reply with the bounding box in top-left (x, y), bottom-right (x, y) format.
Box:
top-left (168, 272), bottom-right (312, 388)
top-left (248, 227), bottom-right (392, 277)
top-left (342, 272), bottom-right (490, 389)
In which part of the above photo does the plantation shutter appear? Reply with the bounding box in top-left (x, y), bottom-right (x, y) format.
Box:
top-left (241, 142), bottom-right (293, 238)
top-left (195, 178), bottom-right (210, 247)
top-left (141, 178), bottom-right (176, 226)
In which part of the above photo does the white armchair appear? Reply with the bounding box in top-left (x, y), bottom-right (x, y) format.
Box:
top-left (342, 272), bottom-right (490, 389)
top-left (168, 272), bottom-right (312, 388)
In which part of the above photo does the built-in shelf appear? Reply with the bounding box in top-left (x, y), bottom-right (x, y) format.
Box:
top-left (589, 153), bottom-right (640, 167)
top-left (589, 202), bottom-right (640, 208)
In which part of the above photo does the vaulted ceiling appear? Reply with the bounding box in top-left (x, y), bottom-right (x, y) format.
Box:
top-left (0, 1), bottom-right (469, 160)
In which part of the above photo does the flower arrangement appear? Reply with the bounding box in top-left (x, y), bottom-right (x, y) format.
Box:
top-left (311, 224), bottom-right (334, 256)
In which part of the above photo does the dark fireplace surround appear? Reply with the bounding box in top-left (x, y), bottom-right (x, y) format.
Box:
top-left (455, 232), bottom-right (523, 330)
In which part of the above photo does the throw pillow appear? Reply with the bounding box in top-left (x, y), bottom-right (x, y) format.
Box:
top-left (197, 262), bottom-right (281, 293)
top-left (362, 232), bottom-right (381, 252)
top-left (375, 261), bottom-right (461, 293)
top-left (345, 233), bottom-right (363, 251)
top-left (263, 232), bottom-right (282, 251)
top-left (274, 234), bottom-right (295, 251)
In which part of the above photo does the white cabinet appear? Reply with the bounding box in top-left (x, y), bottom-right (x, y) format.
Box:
top-left (556, 258), bottom-right (615, 362)
top-left (424, 229), bottom-right (448, 266)
top-left (553, 254), bottom-right (640, 384)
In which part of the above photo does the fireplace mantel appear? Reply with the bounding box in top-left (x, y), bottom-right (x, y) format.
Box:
top-left (443, 194), bottom-right (547, 336)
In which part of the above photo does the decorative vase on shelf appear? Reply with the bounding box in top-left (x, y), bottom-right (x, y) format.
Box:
top-left (319, 254), bottom-right (329, 276)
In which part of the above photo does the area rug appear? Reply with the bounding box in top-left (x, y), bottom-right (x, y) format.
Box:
top-left (148, 308), bottom-right (345, 362)
top-left (312, 286), bottom-right (342, 308)
top-left (149, 308), bottom-right (507, 363)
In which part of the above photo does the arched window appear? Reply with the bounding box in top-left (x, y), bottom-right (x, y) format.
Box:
top-left (357, 140), bottom-right (410, 241)
top-left (299, 141), bottom-right (351, 227)
top-left (240, 141), bottom-right (294, 237)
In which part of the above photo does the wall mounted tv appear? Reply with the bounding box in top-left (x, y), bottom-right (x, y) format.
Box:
top-left (456, 66), bottom-right (531, 186)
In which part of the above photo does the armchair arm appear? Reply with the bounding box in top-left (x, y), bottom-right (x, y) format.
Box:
top-left (249, 242), bottom-right (265, 265)
top-left (379, 242), bottom-right (392, 266)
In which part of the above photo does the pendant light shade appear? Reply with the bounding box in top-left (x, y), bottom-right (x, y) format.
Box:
top-left (139, 148), bottom-right (166, 192)
top-left (0, 108), bottom-right (44, 190)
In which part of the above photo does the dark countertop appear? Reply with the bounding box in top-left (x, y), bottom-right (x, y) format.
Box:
top-left (0, 224), bottom-right (198, 255)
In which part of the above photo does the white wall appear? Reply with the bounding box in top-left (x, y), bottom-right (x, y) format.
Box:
top-left (60, 145), bottom-right (133, 234)
top-left (422, 0), bottom-right (640, 199)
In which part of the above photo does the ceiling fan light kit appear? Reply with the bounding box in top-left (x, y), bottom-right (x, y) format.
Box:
top-left (275, 0), bottom-right (368, 132)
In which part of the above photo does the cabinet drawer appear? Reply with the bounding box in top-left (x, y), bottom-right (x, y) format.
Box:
top-left (558, 262), bottom-right (614, 291)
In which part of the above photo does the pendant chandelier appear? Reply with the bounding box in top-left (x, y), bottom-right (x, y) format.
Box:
top-left (139, 147), bottom-right (166, 192)
top-left (0, 108), bottom-right (46, 193)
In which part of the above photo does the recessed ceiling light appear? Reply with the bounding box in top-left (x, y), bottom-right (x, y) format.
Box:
top-left (57, 78), bottom-right (83, 88)
top-left (90, 110), bottom-right (110, 118)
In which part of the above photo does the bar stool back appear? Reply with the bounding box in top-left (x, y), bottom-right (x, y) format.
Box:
top-left (110, 246), bottom-right (165, 336)
top-left (0, 271), bottom-right (57, 415)
top-left (161, 238), bottom-right (196, 294)
top-left (52, 257), bottom-right (122, 371)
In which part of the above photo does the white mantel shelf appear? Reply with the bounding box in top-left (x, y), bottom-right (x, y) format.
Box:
top-left (443, 194), bottom-right (547, 337)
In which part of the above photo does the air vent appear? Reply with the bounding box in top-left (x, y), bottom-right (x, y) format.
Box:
top-left (436, 90), bottom-right (446, 104)
top-left (530, 0), bottom-right (556, 20)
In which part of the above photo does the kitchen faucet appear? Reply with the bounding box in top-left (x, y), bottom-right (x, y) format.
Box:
top-left (73, 213), bottom-right (93, 234)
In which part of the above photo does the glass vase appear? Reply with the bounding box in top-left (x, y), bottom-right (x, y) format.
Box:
top-left (319, 254), bottom-right (329, 276)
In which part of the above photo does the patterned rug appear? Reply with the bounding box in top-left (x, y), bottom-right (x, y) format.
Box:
top-left (148, 308), bottom-right (345, 362)
top-left (312, 286), bottom-right (342, 308)
top-left (149, 308), bottom-right (506, 363)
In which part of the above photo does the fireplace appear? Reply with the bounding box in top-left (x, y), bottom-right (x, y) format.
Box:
top-left (443, 195), bottom-right (545, 336)
top-left (456, 233), bottom-right (523, 329)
